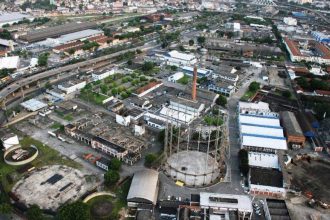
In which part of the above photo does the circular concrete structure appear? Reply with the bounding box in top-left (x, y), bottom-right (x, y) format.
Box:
top-left (165, 151), bottom-right (220, 186)
top-left (4, 145), bottom-right (38, 166)
top-left (12, 165), bottom-right (89, 211)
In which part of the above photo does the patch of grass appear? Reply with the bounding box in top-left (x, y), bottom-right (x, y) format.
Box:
top-left (0, 136), bottom-right (81, 192)
top-left (20, 136), bottom-right (81, 169)
top-left (50, 122), bottom-right (62, 129)
top-left (240, 90), bottom-right (256, 101)
top-left (63, 114), bottom-right (73, 121)
top-left (79, 91), bottom-right (109, 105)
top-left (204, 115), bottom-right (223, 126)
top-left (177, 74), bottom-right (190, 85)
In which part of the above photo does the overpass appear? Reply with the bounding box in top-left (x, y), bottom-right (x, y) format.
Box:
top-left (0, 43), bottom-right (157, 107)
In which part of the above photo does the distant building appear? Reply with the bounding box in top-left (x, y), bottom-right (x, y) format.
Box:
top-left (96, 157), bottom-right (110, 171)
top-left (288, 0), bottom-right (313, 4)
top-left (311, 31), bottom-right (330, 44)
top-left (225, 22), bottom-right (241, 32)
top-left (127, 169), bottom-right (159, 209)
top-left (208, 80), bottom-right (235, 97)
top-left (168, 72), bottom-right (184, 83)
top-left (1, 133), bottom-right (19, 151)
top-left (0, 56), bottom-right (20, 70)
top-left (283, 17), bottom-right (297, 26)
top-left (134, 81), bottom-right (163, 97)
top-left (0, 12), bottom-right (34, 27)
top-left (181, 66), bottom-right (212, 78)
top-left (280, 111), bottom-right (306, 148)
top-left (20, 22), bottom-right (98, 43)
top-left (283, 37), bottom-right (330, 64)
top-left (249, 167), bottom-right (286, 198)
top-left (91, 136), bottom-right (128, 159)
top-left (162, 50), bottom-right (197, 67)
top-left (92, 68), bottom-right (115, 81)
top-left (264, 199), bottom-right (292, 220)
top-left (58, 80), bottom-right (86, 94)
top-left (200, 193), bottom-right (253, 220)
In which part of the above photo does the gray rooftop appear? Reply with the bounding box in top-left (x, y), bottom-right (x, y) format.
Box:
top-left (280, 111), bottom-right (304, 136)
top-left (127, 169), bottom-right (159, 205)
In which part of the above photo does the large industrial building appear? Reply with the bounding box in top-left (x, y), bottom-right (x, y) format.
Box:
top-left (0, 12), bottom-right (34, 27)
top-left (160, 50), bottom-right (197, 67)
top-left (127, 169), bottom-right (159, 209)
top-left (280, 111), bottom-right (305, 148)
top-left (19, 22), bottom-right (98, 43)
top-left (238, 102), bottom-right (287, 198)
top-left (199, 193), bottom-right (253, 220)
top-left (283, 37), bottom-right (330, 64)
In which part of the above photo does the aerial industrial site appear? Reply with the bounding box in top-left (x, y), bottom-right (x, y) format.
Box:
top-left (0, 0), bottom-right (330, 220)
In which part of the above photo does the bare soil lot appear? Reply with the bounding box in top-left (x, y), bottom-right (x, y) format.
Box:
top-left (290, 159), bottom-right (330, 203)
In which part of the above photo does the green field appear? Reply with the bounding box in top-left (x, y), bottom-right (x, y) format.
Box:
top-left (240, 90), bottom-right (256, 101)
top-left (177, 74), bottom-right (190, 85)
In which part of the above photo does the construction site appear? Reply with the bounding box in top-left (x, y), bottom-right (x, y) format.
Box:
top-left (288, 154), bottom-right (330, 206)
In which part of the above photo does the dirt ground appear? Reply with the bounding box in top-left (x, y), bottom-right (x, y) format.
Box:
top-left (290, 159), bottom-right (330, 203)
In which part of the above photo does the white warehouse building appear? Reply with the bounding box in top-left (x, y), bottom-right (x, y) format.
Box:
top-left (58, 80), bottom-right (86, 94)
top-left (162, 50), bottom-right (197, 67)
top-left (168, 72), bottom-right (184, 83)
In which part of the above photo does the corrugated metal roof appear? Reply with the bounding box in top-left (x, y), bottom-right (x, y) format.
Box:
top-left (127, 169), bottom-right (159, 205)
top-left (280, 111), bottom-right (303, 136)
top-left (241, 124), bottom-right (284, 138)
top-left (239, 114), bottom-right (281, 127)
top-left (242, 134), bottom-right (287, 150)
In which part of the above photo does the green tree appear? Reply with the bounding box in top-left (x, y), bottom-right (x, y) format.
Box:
top-left (127, 59), bottom-right (133, 65)
top-left (0, 203), bottom-right (12, 214)
top-left (58, 201), bottom-right (90, 220)
top-left (104, 170), bottom-right (120, 187)
top-left (37, 53), bottom-right (49, 67)
top-left (68, 48), bottom-right (75, 55)
top-left (282, 90), bottom-right (291, 98)
top-left (44, 81), bottom-right (52, 90)
top-left (216, 95), bottom-right (227, 107)
top-left (248, 81), bottom-right (260, 92)
top-left (26, 205), bottom-right (43, 220)
top-left (110, 158), bottom-right (122, 171)
top-left (145, 153), bottom-right (157, 167)
top-left (0, 29), bottom-right (12, 40)
top-left (197, 36), bottom-right (205, 45)
top-left (296, 77), bottom-right (309, 89)
top-left (142, 62), bottom-right (155, 71)
top-left (170, 65), bottom-right (178, 71)
top-left (111, 88), bottom-right (118, 96)
top-left (188, 39), bottom-right (194, 46)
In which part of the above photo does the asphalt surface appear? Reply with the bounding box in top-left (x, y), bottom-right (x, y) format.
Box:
top-left (0, 43), bottom-right (158, 102)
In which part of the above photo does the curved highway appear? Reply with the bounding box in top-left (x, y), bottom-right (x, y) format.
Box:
top-left (0, 43), bottom-right (156, 104)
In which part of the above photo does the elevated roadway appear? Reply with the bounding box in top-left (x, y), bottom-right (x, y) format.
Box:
top-left (0, 43), bottom-right (157, 106)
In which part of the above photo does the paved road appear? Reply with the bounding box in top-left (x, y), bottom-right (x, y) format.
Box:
top-left (0, 43), bottom-right (158, 102)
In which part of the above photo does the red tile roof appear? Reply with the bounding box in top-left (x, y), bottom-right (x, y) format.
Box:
top-left (136, 81), bottom-right (162, 95)
top-left (315, 90), bottom-right (330, 96)
top-left (292, 67), bottom-right (309, 74)
top-left (53, 41), bottom-right (84, 51)
top-left (314, 42), bottom-right (330, 59)
top-left (284, 37), bottom-right (303, 56)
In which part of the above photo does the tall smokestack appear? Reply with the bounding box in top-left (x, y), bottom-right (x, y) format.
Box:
top-left (192, 65), bottom-right (197, 101)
